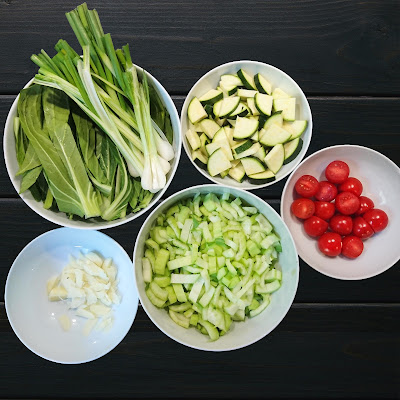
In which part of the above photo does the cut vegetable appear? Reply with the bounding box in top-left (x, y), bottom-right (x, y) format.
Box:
top-left (264, 144), bottom-right (285, 174)
top-left (233, 117), bottom-right (259, 139)
top-left (207, 148), bottom-right (232, 176)
top-left (254, 73), bottom-right (272, 95)
top-left (273, 98), bottom-right (296, 121)
top-left (240, 157), bottom-right (266, 175)
top-left (248, 169), bottom-right (275, 184)
top-left (254, 93), bottom-right (273, 116)
top-left (199, 89), bottom-right (223, 105)
top-left (185, 129), bottom-right (201, 151)
top-left (237, 69), bottom-right (256, 90)
top-left (282, 120), bottom-right (308, 140)
top-left (213, 97), bottom-right (240, 118)
top-left (188, 97), bottom-right (208, 124)
top-left (283, 138), bottom-right (303, 164)
top-left (259, 124), bottom-right (291, 147)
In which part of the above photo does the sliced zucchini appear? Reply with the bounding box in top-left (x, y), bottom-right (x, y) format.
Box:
top-left (216, 118), bottom-right (226, 126)
top-left (199, 133), bottom-right (209, 148)
top-left (237, 69), bottom-right (256, 90)
top-left (200, 118), bottom-right (220, 139)
top-left (258, 114), bottom-right (268, 131)
top-left (199, 89), bottom-right (223, 105)
top-left (213, 97), bottom-right (240, 118)
top-left (264, 144), bottom-right (284, 174)
top-left (219, 81), bottom-right (238, 96)
top-left (250, 130), bottom-right (259, 141)
top-left (263, 112), bottom-right (283, 130)
top-left (185, 129), bottom-right (201, 150)
top-left (192, 149), bottom-right (208, 166)
top-left (272, 88), bottom-right (290, 99)
top-left (254, 145), bottom-right (267, 161)
top-left (233, 117), bottom-right (259, 140)
top-left (188, 97), bottom-right (207, 124)
top-left (220, 74), bottom-right (243, 87)
top-left (220, 169), bottom-right (229, 178)
top-left (254, 93), bottom-right (273, 116)
top-left (248, 169), bottom-right (275, 184)
top-left (254, 73), bottom-right (272, 95)
top-left (224, 127), bottom-right (235, 146)
top-left (203, 103), bottom-right (215, 118)
top-left (259, 124), bottom-right (291, 147)
top-left (207, 148), bottom-right (232, 177)
top-left (228, 163), bottom-right (246, 183)
top-left (227, 119), bottom-right (236, 127)
top-left (205, 142), bottom-right (221, 156)
top-left (247, 98), bottom-right (259, 116)
top-left (230, 159), bottom-right (241, 168)
top-left (240, 157), bottom-right (266, 175)
top-left (209, 128), bottom-right (233, 160)
top-left (212, 127), bottom-right (227, 142)
top-left (282, 120), bottom-right (308, 140)
top-left (283, 138), bottom-right (303, 164)
top-left (273, 98), bottom-right (296, 121)
top-left (192, 123), bottom-right (203, 132)
top-left (234, 139), bottom-right (253, 154)
top-left (237, 88), bottom-right (257, 98)
top-left (234, 142), bottom-right (261, 159)
top-left (229, 102), bottom-right (250, 118)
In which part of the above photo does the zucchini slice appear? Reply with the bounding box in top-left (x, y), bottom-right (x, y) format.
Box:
top-left (192, 149), bottom-right (208, 166)
top-left (219, 81), bottom-right (238, 96)
top-left (283, 138), bottom-right (303, 164)
top-left (188, 97), bottom-right (207, 124)
top-left (237, 88), bottom-right (258, 98)
top-left (233, 117), bottom-right (259, 140)
top-left (203, 103), bottom-right (215, 118)
top-left (240, 157), bottom-right (266, 175)
top-left (259, 124), bottom-right (291, 147)
top-left (254, 73), bottom-right (272, 95)
top-left (273, 98), bottom-right (296, 121)
top-left (224, 127), bottom-right (235, 146)
top-left (234, 142), bottom-right (261, 159)
top-left (229, 102), bottom-right (250, 118)
top-left (263, 112), bottom-right (283, 130)
top-left (199, 89), bottom-right (223, 105)
top-left (185, 129), bottom-right (201, 150)
top-left (247, 98), bottom-right (260, 116)
top-left (220, 74), bottom-right (243, 87)
top-left (220, 169), bottom-right (230, 178)
top-left (264, 144), bottom-right (285, 174)
top-left (282, 120), bottom-right (308, 140)
top-left (208, 148), bottom-right (232, 177)
top-left (248, 169), bottom-right (275, 184)
top-left (272, 88), bottom-right (290, 99)
top-left (213, 97), bottom-right (240, 118)
top-left (254, 145), bottom-right (267, 161)
top-left (228, 163), bottom-right (246, 182)
top-left (237, 69), bottom-right (256, 90)
top-left (199, 133), bottom-right (209, 148)
top-left (234, 139), bottom-right (253, 154)
top-left (254, 93), bottom-right (273, 116)
top-left (200, 118), bottom-right (220, 139)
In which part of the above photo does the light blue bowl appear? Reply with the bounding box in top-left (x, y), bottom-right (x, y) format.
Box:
top-left (133, 184), bottom-right (299, 351)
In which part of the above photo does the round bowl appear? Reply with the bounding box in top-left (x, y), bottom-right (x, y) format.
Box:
top-left (281, 145), bottom-right (400, 280)
top-left (5, 228), bottom-right (138, 364)
top-left (3, 67), bottom-right (181, 229)
top-left (180, 60), bottom-right (312, 190)
top-left (133, 184), bottom-right (299, 351)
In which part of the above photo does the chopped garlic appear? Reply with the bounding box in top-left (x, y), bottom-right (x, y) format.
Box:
top-left (47, 251), bottom-right (121, 335)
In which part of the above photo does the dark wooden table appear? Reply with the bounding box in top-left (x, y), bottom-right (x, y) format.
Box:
top-left (1, 1), bottom-right (399, 398)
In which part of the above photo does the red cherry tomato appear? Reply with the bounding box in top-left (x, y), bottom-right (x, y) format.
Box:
top-left (314, 181), bottom-right (338, 202)
top-left (335, 192), bottom-right (361, 215)
top-left (329, 215), bottom-right (353, 236)
top-left (355, 196), bottom-right (374, 216)
top-left (341, 236), bottom-right (364, 259)
top-left (352, 216), bottom-right (374, 239)
top-left (314, 201), bottom-right (335, 221)
top-left (339, 177), bottom-right (363, 197)
top-left (363, 209), bottom-right (389, 233)
top-left (325, 160), bottom-right (350, 184)
top-left (303, 216), bottom-right (329, 237)
top-left (294, 175), bottom-right (319, 198)
top-left (318, 232), bottom-right (342, 257)
top-left (291, 198), bottom-right (315, 219)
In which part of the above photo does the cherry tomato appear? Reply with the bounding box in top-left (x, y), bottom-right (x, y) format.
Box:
top-left (315, 181), bottom-right (338, 202)
top-left (318, 232), bottom-right (342, 257)
top-left (341, 236), bottom-right (364, 259)
top-left (303, 216), bottom-right (329, 237)
top-left (329, 214), bottom-right (353, 236)
top-left (314, 201), bottom-right (335, 221)
top-left (355, 196), bottom-right (374, 216)
top-left (363, 209), bottom-right (389, 233)
top-left (352, 216), bottom-right (374, 239)
top-left (325, 160), bottom-right (350, 184)
top-left (294, 175), bottom-right (319, 198)
top-left (339, 177), bottom-right (363, 197)
top-left (291, 198), bottom-right (315, 219)
top-left (335, 192), bottom-right (361, 215)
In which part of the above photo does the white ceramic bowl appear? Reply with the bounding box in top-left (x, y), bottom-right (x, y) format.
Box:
top-left (3, 67), bottom-right (181, 229)
top-left (5, 228), bottom-right (138, 364)
top-left (281, 145), bottom-right (400, 280)
top-left (133, 184), bottom-right (299, 351)
top-left (180, 60), bottom-right (312, 190)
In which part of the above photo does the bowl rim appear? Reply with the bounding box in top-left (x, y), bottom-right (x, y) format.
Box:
top-left (280, 144), bottom-right (400, 280)
top-left (133, 183), bottom-right (299, 351)
top-left (4, 227), bottom-right (138, 364)
top-left (180, 60), bottom-right (313, 191)
top-left (3, 66), bottom-right (182, 230)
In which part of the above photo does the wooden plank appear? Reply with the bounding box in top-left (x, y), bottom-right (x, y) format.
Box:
top-left (1, 95), bottom-right (400, 198)
top-left (0, 198), bottom-right (399, 304)
top-left (0, 303), bottom-right (398, 399)
top-left (0, 1), bottom-right (400, 95)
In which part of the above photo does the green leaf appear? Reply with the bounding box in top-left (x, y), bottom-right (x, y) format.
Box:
top-left (16, 143), bottom-right (41, 176)
top-left (19, 166), bottom-right (43, 193)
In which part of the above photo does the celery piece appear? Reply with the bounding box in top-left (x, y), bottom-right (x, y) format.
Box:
top-left (169, 302), bottom-right (192, 312)
top-left (166, 286), bottom-right (177, 304)
top-left (146, 288), bottom-right (166, 308)
top-left (172, 284), bottom-right (187, 303)
top-left (154, 248), bottom-right (169, 275)
top-left (169, 310), bottom-right (190, 328)
top-left (149, 282), bottom-right (168, 302)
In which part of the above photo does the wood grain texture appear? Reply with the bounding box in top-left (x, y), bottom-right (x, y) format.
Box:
top-left (1, 95), bottom-right (400, 198)
top-left (0, 198), bottom-right (399, 304)
top-left (0, 303), bottom-right (398, 399)
top-left (0, 1), bottom-right (400, 95)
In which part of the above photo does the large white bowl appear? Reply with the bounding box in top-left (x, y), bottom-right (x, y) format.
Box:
top-left (133, 184), bottom-right (299, 351)
top-left (5, 228), bottom-right (138, 364)
top-left (281, 145), bottom-right (400, 280)
top-left (3, 67), bottom-right (181, 229)
top-left (180, 60), bottom-right (313, 190)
